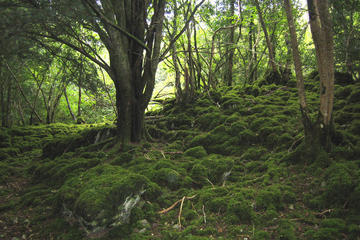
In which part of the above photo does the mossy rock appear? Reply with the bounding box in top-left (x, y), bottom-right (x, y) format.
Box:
top-left (228, 121), bottom-right (247, 136)
top-left (167, 113), bottom-right (193, 129)
top-left (0, 129), bottom-right (10, 148)
top-left (276, 220), bottom-right (296, 240)
top-left (58, 164), bottom-right (161, 235)
top-left (151, 167), bottom-right (182, 190)
top-left (110, 152), bottom-right (133, 166)
top-left (189, 126), bottom-right (233, 155)
top-left (226, 198), bottom-right (254, 224)
top-left (322, 162), bottom-right (358, 205)
top-left (42, 126), bottom-right (116, 159)
top-left (254, 230), bottom-right (271, 240)
top-left (198, 154), bottom-right (234, 185)
top-left (184, 146), bottom-right (207, 158)
top-left (304, 218), bottom-right (346, 240)
top-left (349, 90), bottom-right (360, 103)
top-left (335, 85), bottom-right (352, 99)
top-left (242, 146), bottom-right (268, 161)
top-left (196, 111), bottom-right (226, 131)
top-left (33, 157), bottom-right (101, 186)
top-left (198, 187), bottom-right (230, 213)
top-left (0, 147), bottom-right (20, 157)
top-left (334, 72), bottom-right (354, 85)
top-left (255, 185), bottom-right (285, 210)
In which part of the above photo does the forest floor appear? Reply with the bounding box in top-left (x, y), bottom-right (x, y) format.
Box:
top-left (1, 77), bottom-right (360, 240)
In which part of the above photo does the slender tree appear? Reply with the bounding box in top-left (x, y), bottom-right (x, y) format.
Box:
top-left (307, 0), bottom-right (335, 150)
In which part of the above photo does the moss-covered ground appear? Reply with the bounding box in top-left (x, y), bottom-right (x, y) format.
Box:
top-left (1, 77), bottom-right (360, 239)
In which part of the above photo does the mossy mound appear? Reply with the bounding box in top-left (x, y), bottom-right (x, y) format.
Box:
top-left (2, 77), bottom-right (360, 239)
top-left (57, 164), bottom-right (161, 235)
top-left (42, 125), bottom-right (116, 158)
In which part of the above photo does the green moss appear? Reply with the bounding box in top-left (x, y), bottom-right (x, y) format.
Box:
top-left (0, 129), bottom-right (10, 148)
top-left (349, 90), bottom-right (360, 103)
top-left (0, 147), bottom-right (20, 157)
top-left (198, 187), bottom-right (229, 212)
top-left (323, 162), bottom-right (358, 205)
top-left (276, 220), bottom-right (296, 240)
top-left (200, 154), bottom-right (234, 184)
top-left (58, 164), bottom-right (161, 234)
top-left (254, 230), bottom-right (271, 240)
top-left (226, 199), bottom-right (254, 224)
top-left (256, 185), bottom-right (284, 210)
top-left (335, 85), bottom-right (352, 99)
top-left (305, 219), bottom-right (346, 240)
top-left (111, 152), bottom-right (133, 166)
top-left (184, 146), bottom-right (207, 158)
top-left (228, 121), bottom-right (247, 136)
top-left (242, 146), bottom-right (267, 161)
top-left (33, 157), bottom-right (101, 186)
top-left (197, 111), bottom-right (225, 131)
top-left (190, 163), bottom-right (208, 184)
top-left (152, 168), bottom-right (181, 190)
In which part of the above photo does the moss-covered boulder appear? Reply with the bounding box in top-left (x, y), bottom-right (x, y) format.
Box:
top-left (57, 164), bottom-right (161, 236)
top-left (184, 146), bottom-right (207, 158)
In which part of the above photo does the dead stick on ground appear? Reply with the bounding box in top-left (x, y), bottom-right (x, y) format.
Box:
top-left (288, 136), bottom-right (304, 153)
top-left (202, 205), bottom-right (206, 224)
top-left (178, 196), bottom-right (186, 228)
top-left (158, 195), bottom-right (197, 214)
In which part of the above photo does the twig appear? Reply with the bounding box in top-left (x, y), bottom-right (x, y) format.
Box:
top-left (158, 195), bottom-right (197, 214)
top-left (158, 199), bottom-right (182, 214)
top-left (202, 205), bottom-right (206, 224)
top-left (205, 178), bottom-right (215, 189)
top-left (288, 136), bottom-right (304, 153)
top-left (314, 209), bottom-right (334, 217)
top-left (178, 196), bottom-right (186, 228)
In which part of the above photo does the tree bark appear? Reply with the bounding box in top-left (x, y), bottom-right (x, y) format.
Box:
top-left (225, 0), bottom-right (236, 87)
top-left (254, 0), bottom-right (277, 73)
top-left (64, 87), bottom-right (76, 121)
top-left (284, 0), bottom-right (313, 144)
top-left (307, 0), bottom-right (335, 150)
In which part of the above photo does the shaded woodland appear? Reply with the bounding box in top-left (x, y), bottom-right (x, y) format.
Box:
top-left (0, 0), bottom-right (360, 239)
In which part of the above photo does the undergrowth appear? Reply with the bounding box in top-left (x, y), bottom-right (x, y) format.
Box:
top-left (1, 76), bottom-right (359, 239)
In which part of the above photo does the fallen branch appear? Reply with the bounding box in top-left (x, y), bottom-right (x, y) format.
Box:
top-left (314, 209), bottom-right (334, 217)
top-left (205, 178), bottom-right (215, 189)
top-left (288, 136), bottom-right (304, 153)
top-left (178, 196), bottom-right (186, 228)
top-left (202, 205), bottom-right (206, 224)
top-left (158, 195), bottom-right (197, 214)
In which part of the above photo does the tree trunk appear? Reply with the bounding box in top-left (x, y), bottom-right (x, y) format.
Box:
top-left (5, 79), bottom-right (12, 127)
top-left (225, 0), bottom-right (236, 87)
top-left (254, 0), bottom-right (277, 73)
top-left (307, 0), bottom-right (335, 150)
top-left (77, 82), bottom-right (82, 118)
top-left (64, 87), bottom-right (76, 121)
top-left (284, 0), bottom-right (313, 145)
